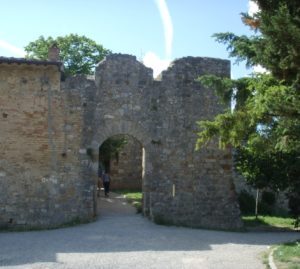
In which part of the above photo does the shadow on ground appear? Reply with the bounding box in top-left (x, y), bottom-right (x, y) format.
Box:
top-left (0, 192), bottom-right (299, 268)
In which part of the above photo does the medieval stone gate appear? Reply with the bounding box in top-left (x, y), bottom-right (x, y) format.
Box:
top-left (0, 54), bottom-right (242, 230)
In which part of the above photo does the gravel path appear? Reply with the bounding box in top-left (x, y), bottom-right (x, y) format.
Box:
top-left (0, 192), bottom-right (299, 269)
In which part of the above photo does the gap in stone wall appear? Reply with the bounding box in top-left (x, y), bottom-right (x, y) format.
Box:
top-left (98, 134), bottom-right (143, 191)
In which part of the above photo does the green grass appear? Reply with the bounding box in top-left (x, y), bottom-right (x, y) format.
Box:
top-left (115, 190), bottom-right (143, 213)
top-left (122, 191), bottom-right (142, 201)
top-left (261, 250), bottom-right (271, 269)
top-left (273, 240), bottom-right (300, 269)
top-left (242, 215), bottom-right (296, 230)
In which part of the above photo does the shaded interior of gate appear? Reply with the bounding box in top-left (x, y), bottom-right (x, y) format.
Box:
top-left (98, 134), bottom-right (143, 191)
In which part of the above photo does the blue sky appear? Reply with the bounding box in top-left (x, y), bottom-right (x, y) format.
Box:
top-left (0, 0), bottom-right (255, 78)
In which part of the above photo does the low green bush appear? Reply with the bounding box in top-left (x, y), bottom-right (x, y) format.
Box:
top-left (238, 190), bottom-right (256, 214)
top-left (238, 189), bottom-right (281, 216)
top-left (261, 191), bottom-right (276, 206)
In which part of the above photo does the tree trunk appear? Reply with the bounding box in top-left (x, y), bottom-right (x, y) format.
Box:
top-left (255, 189), bottom-right (259, 219)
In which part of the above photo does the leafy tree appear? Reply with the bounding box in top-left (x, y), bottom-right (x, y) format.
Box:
top-left (99, 136), bottom-right (128, 173)
top-left (24, 34), bottom-right (111, 76)
top-left (196, 0), bottom-right (300, 222)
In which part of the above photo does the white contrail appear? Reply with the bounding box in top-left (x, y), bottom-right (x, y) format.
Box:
top-left (0, 40), bottom-right (25, 57)
top-left (154, 0), bottom-right (173, 59)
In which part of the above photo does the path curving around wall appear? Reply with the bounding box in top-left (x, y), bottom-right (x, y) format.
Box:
top-left (0, 208), bottom-right (299, 269)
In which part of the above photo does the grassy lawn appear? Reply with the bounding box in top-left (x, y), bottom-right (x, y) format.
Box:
top-left (115, 190), bottom-right (143, 213)
top-left (242, 215), bottom-right (297, 230)
top-left (273, 240), bottom-right (300, 269)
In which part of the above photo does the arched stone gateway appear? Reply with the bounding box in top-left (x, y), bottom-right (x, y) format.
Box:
top-left (0, 54), bottom-right (242, 230)
top-left (98, 134), bottom-right (143, 190)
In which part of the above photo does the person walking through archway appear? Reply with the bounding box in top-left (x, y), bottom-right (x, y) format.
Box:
top-left (102, 171), bottom-right (111, 197)
top-left (97, 165), bottom-right (104, 197)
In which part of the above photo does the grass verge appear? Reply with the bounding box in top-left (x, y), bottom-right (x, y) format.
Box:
top-left (273, 240), bottom-right (300, 269)
top-left (243, 215), bottom-right (297, 231)
top-left (115, 190), bottom-right (143, 213)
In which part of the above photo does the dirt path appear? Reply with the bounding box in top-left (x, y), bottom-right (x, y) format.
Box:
top-left (97, 191), bottom-right (136, 217)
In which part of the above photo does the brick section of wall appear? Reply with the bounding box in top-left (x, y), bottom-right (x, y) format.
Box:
top-left (0, 64), bottom-right (94, 229)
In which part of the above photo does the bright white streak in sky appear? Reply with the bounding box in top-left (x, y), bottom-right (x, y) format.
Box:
top-left (0, 40), bottom-right (25, 57)
top-left (143, 0), bottom-right (173, 78)
top-left (154, 0), bottom-right (173, 58)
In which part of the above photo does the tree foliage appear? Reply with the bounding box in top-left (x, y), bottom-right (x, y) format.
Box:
top-left (99, 136), bottom-right (128, 172)
top-left (196, 0), bottom-right (300, 217)
top-left (24, 34), bottom-right (111, 76)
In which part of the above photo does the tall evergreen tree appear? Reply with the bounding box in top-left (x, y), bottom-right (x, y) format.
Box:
top-left (196, 0), bottom-right (300, 221)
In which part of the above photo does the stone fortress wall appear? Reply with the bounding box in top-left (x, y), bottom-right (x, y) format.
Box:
top-left (0, 53), bottom-right (242, 230)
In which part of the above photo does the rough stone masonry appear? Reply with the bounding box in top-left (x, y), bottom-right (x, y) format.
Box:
top-left (0, 53), bottom-right (242, 230)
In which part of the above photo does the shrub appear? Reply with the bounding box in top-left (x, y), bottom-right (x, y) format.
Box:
top-left (261, 191), bottom-right (276, 206)
top-left (238, 190), bottom-right (256, 214)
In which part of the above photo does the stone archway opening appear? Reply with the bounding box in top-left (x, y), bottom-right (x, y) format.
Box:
top-left (97, 134), bottom-right (145, 215)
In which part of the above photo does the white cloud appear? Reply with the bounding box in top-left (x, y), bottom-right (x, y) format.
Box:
top-left (253, 65), bottom-right (268, 73)
top-left (143, 51), bottom-right (171, 78)
top-left (154, 0), bottom-right (173, 58)
top-left (0, 40), bottom-right (25, 57)
top-left (248, 0), bottom-right (259, 16)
